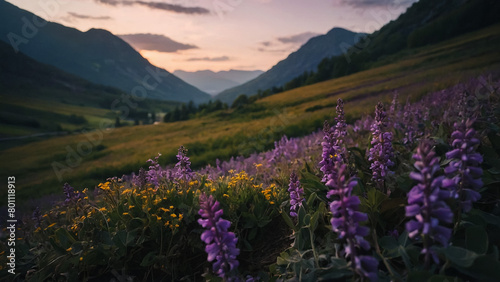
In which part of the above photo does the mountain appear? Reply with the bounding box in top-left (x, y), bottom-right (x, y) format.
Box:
top-left (0, 39), bottom-right (180, 138)
top-left (173, 69), bottom-right (264, 96)
top-left (0, 0), bottom-right (210, 103)
top-left (297, 0), bottom-right (500, 86)
top-left (215, 27), bottom-right (364, 103)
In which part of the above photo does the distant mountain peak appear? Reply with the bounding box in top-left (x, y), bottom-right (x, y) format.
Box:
top-left (173, 69), bottom-right (264, 96)
top-left (215, 27), bottom-right (363, 103)
top-left (0, 0), bottom-right (210, 103)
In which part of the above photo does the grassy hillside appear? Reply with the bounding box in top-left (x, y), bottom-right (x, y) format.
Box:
top-left (2, 23), bottom-right (500, 206)
top-left (0, 40), bottom-right (183, 148)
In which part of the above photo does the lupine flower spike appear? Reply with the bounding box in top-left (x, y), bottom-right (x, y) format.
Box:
top-left (198, 193), bottom-right (240, 280)
top-left (369, 102), bottom-right (394, 189)
top-left (288, 171), bottom-right (304, 217)
top-left (445, 118), bottom-right (483, 212)
top-left (146, 153), bottom-right (162, 187)
top-left (329, 163), bottom-right (378, 281)
top-left (175, 145), bottom-right (194, 182)
top-left (320, 98), bottom-right (347, 190)
top-left (63, 183), bottom-right (83, 204)
top-left (406, 141), bottom-right (454, 266)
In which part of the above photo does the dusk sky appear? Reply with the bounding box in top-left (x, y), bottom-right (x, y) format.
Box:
top-left (9, 0), bottom-right (417, 72)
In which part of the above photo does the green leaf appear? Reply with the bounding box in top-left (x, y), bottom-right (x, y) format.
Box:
top-left (140, 251), bottom-right (158, 267)
top-left (364, 188), bottom-right (388, 212)
top-left (379, 236), bottom-right (400, 258)
top-left (54, 228), bottom-right (76, 249)
top-left (400, 245), bottom-right (413, 269)
top-left (306, 192), bottom-right (317, 207)
top-left (304, 214), bottom-right (311, 226)
top-left (248, 227), bottom-right (258, 241)
top-left (298, 205), bottom-right (307, 227)
top-left (128, 217), bottom-right (146, 230)
top-left (281, 211), bottom-right (298, 232)
top-left (466, 226), bottom-right (488, 254)
top-left (310, 211), bottom-right (319, 232)
top-left (114, 230), bottom-right (137, 248)
top-left (445, 246), bottom-right (478, 267)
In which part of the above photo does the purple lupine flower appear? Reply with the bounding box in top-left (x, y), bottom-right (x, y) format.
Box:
top-left (63, 183), bottom-right (83, 204)
top-left (146, 153), bottom-right (162, 187)
top-left (334, 98), bottom-right (347, 140)
top-left (329, 163), bottom-right (378, 281)
top-left (320, 120), bottom-right (340, 188)
top-left (175, 146), bottom-right (193, 182)
top-left (368, 102), bottom-right (394, 186)
top-left (320, 99), bottom-right (348, 189)
top-left (288, 172), bottom-right (304, 217)
top-left (445, 119), bottom-right (483, 212)
top-left (63, 183), bottom-right (74, 202)
top-left (198, 193), bottom-right (240, 280)
top-left (132, 167), bottom-right (148, 189)
top-left (406, 141), bottom-right (454, 265)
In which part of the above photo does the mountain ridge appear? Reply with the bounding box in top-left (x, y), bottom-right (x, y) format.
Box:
top-left (215, 27), bottom-right (364, 103)
top-left (0, 0), bottom-right (211, 103)
top-left (173, 69), bottom-right (264, 96)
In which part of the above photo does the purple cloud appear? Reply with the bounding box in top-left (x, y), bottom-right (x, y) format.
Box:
top-left (67, 12), bottom-right (112, 20)
top-left (186, 56), bottom-right (230, 62)
top-left (339, 0), bottom-right (417, 8)
top-left (119, 33), bottom-right (198, 53)
top-left (277, 32), bottom-right (320, 44)
top-left (95, 0), bottom-right (210, 14)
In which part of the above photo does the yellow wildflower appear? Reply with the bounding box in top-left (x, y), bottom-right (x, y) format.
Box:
top-left (66, 247), bottom-right (72, 252)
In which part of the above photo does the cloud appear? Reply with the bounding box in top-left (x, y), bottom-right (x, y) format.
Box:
top-left (119, 33), bottom-right (198, 52)
top-left (257, 48), bottom-right (288, 53)
top-left (186, 56), bottom-right (230, 62)
top-left (338, 0), bottom-right (417, 8)
top-left (95, 0), bottom-right (210, 14)
top-left (257, 31), bottom-right (320, 53)
top-left (67, 12), bottom-right (112, 20)
top-left (260, 41), bottom-right (272, 47)
top-left (277, 32), bottom-right (320, 45)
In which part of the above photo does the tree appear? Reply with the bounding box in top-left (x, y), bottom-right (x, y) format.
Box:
top-left (231, 94), bottom-right (249, 109)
